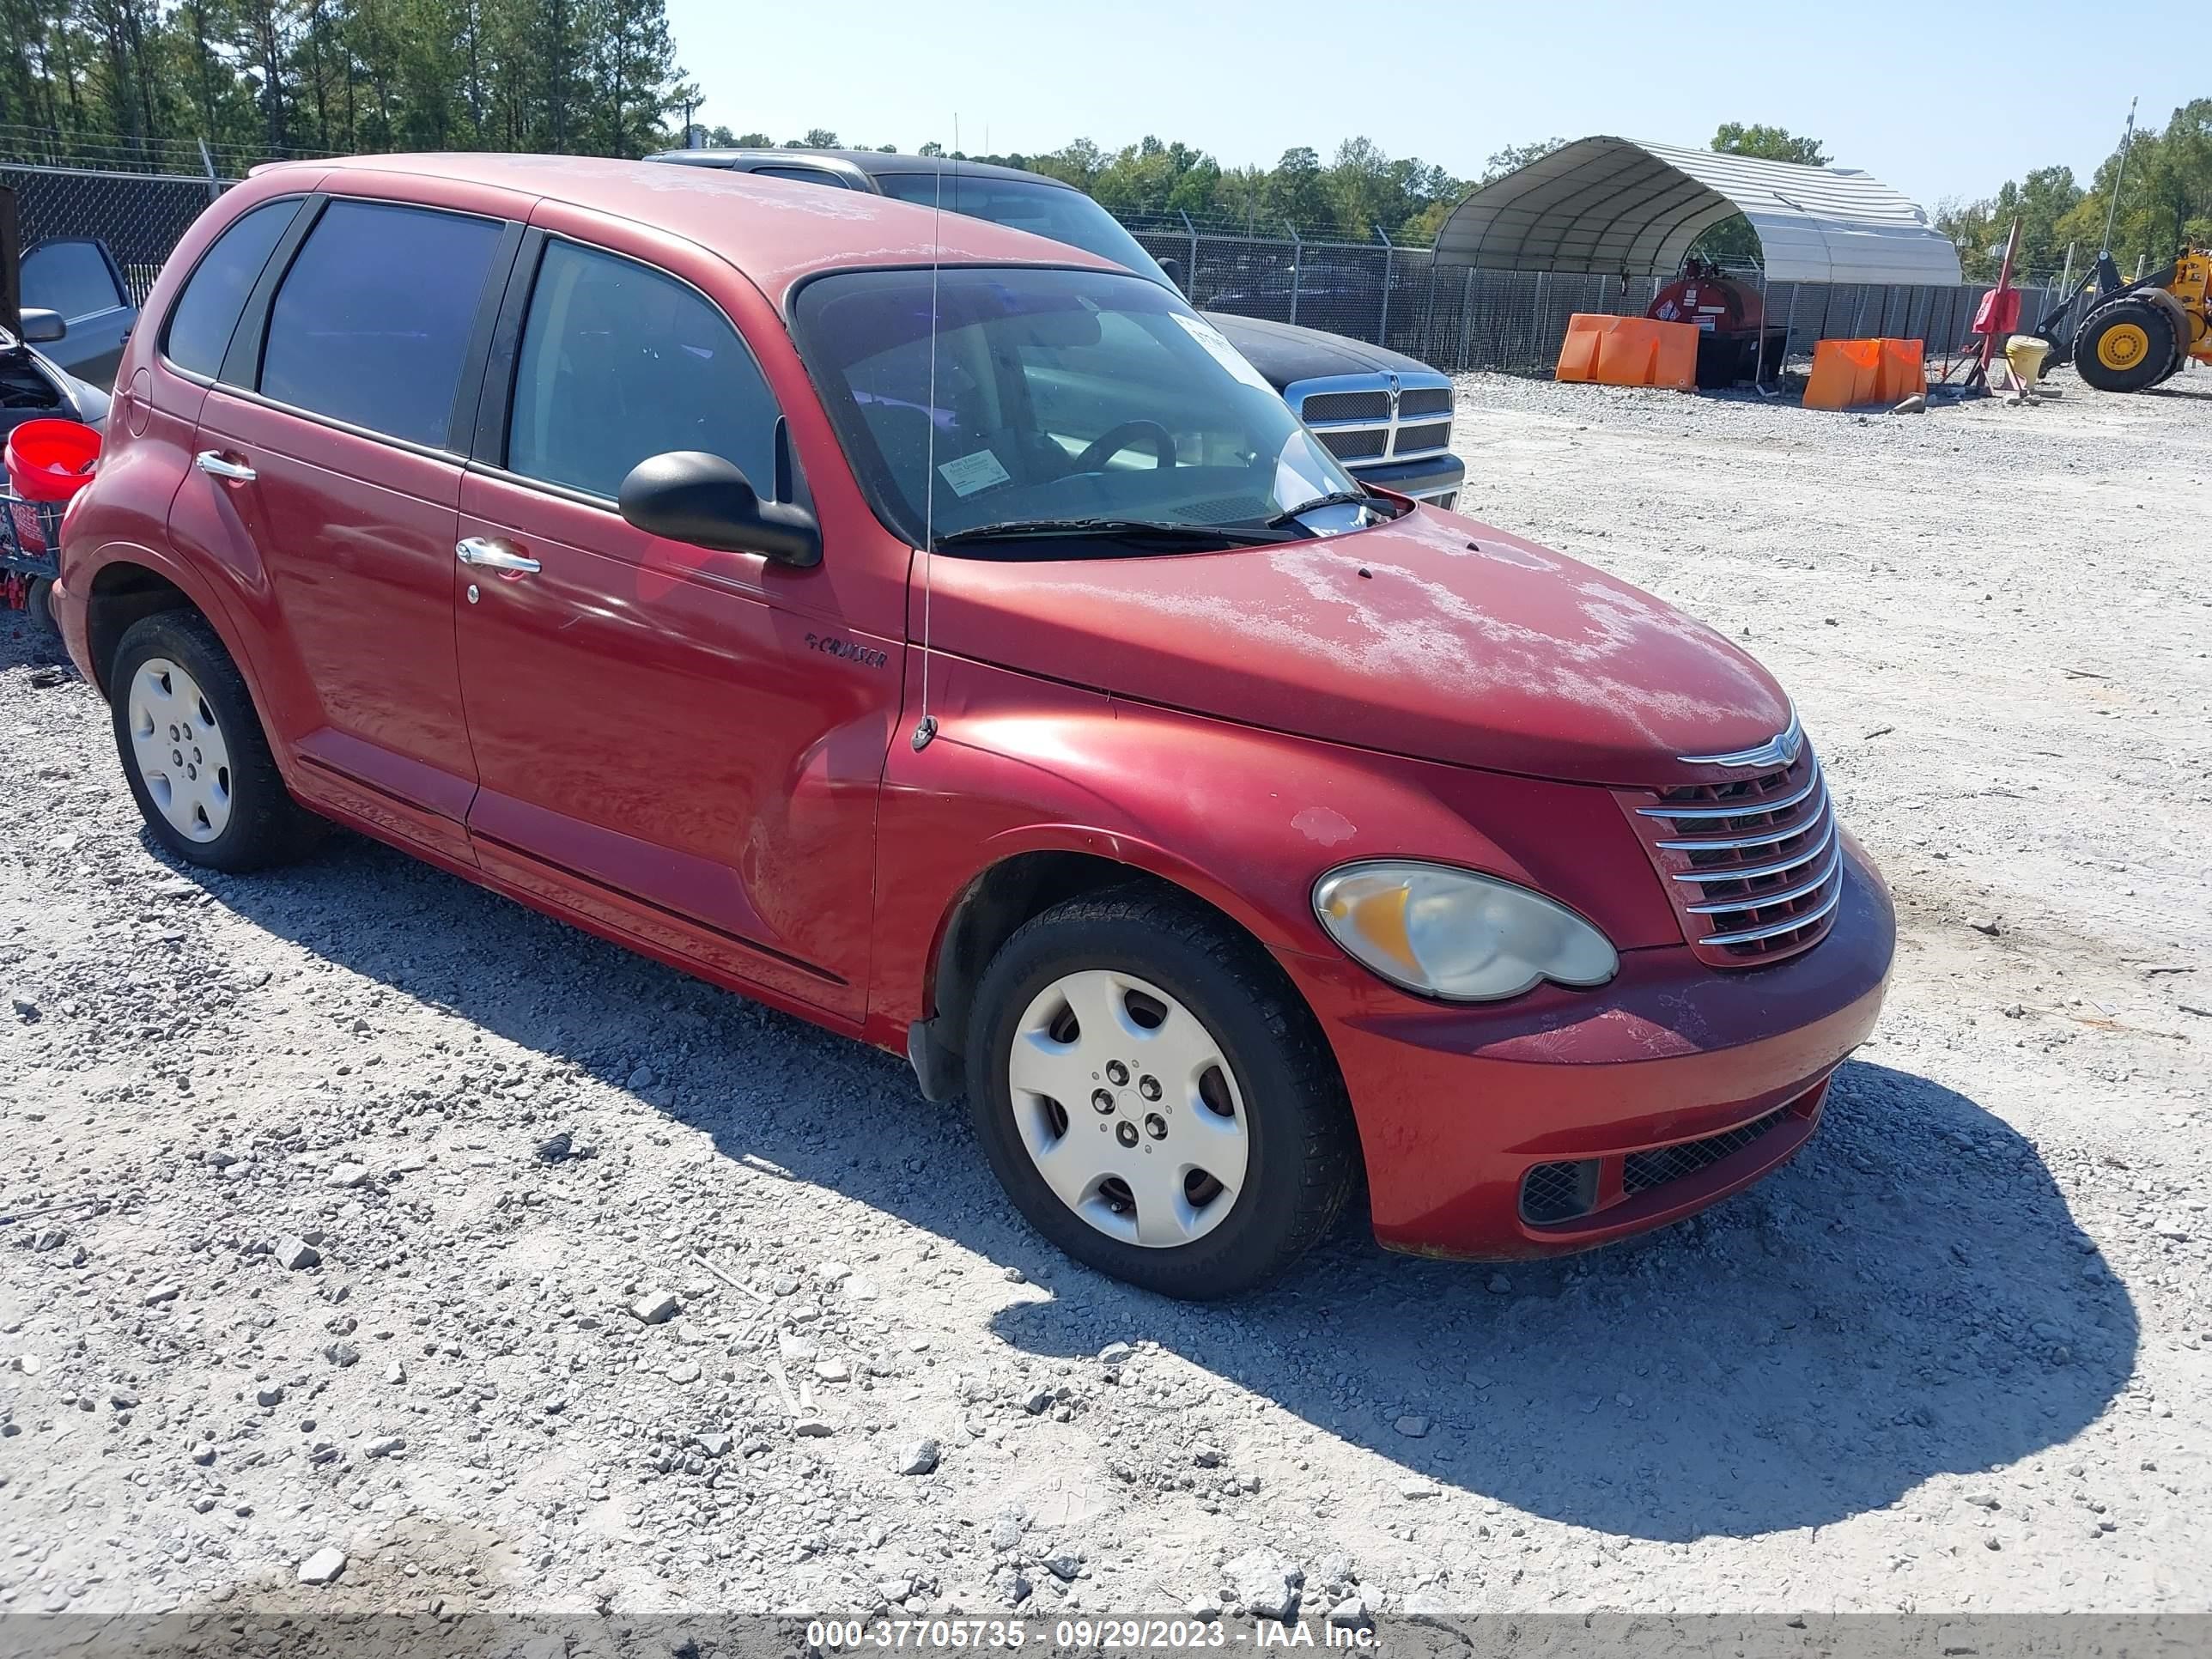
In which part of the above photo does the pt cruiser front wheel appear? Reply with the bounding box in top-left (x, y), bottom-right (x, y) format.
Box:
top-left (964, 886), bottom-right (1359, 1298)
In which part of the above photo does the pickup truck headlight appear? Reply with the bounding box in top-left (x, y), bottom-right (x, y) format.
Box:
top-left (1313, 860), bottom-right (1618, 1001)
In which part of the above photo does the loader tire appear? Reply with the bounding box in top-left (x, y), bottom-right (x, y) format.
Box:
top-left (2075, 297), bottom-right (2177, 392)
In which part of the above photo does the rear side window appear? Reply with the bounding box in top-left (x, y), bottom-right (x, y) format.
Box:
top-left (162, 200), bottom-right (299, 379)
top-left (23, 240), bottom-right (125, 320)
top-left (506, 239), bottom-right (780, 501)
top-left (261, 200), bottom-right (501, 447)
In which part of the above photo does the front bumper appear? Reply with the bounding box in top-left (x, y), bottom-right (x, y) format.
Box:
top-left (1279, 836), bottom-right (1894, 1259)
top-left (1346, 449), bottom-right (1465, 506)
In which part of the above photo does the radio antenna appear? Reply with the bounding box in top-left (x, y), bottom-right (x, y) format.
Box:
top-left (909, 119), bottom-right (952, 753)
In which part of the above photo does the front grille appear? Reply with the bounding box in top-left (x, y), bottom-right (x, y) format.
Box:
top-left (1615, 731), bottom-right (1840, 969)
top-left (1292, 376), bottom-right (1457, 478)
top-left (1319, 428), bottom-right (1387, 460)
top-left (1300, 390), bottom-right (1389, 423)
top-left (1622, 1107), bottom-right (1791, 1196)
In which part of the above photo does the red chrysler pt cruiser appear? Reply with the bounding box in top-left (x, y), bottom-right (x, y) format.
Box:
top-left (53, 155), bottom-right (1893, 1298)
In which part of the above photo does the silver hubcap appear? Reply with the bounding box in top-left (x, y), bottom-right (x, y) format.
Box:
top-left (1007, 970), bottom-right (1249, 1249)
top-left (127, 658), bottom-right (233, 843)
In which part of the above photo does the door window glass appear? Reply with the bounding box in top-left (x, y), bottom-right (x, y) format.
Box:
top-left (23, 240), bottom-right (125, 319)
top-left (161, 200), bottom-right (298, 380)
top-left (261, 200), bottom-right (501, 447)
top-left (507, 239), bottom-right (780, 501)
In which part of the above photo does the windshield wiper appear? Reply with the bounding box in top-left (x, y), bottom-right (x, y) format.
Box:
top-left (933, 517), bottom-right (1295, 549)
top-left (1264, 489), bottom-right (1379, 529)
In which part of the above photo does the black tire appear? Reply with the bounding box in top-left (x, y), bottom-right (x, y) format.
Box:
top-left (2151, 319), bottom-right (2191, 385)
top-left (25, 577), bottom-right (58, 639)
top-left (963, 885), bottom-right (1360, 1299)
top-left (108, 609), bottom-right (325, 872)
top-left (2074, 297), bottom-right (2177, 392)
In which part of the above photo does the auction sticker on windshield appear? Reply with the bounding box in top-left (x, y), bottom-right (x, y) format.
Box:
top-left (938, 448), bottom-right (1012, 497)
top-left (1170, 312), bottom-right (1276, 393)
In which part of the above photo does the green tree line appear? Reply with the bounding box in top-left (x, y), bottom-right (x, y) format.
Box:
top-left (1937, 100), bottom-right (2212, 282)
top-left (695, 125), bottom-right (1485, 244)
top-left (0, 0), bottom-right (691, 161)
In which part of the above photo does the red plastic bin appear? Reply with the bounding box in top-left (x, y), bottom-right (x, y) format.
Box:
top-left (6, 417), bottom-right (102, 502)
top-left (4, 417), bottom-right (100, 557)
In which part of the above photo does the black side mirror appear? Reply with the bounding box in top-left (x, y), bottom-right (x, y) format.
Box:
top-left (1158, 256), bottom-right (1185, 294)
top-left (617, 451), bottom-right (821, 568)
top-left (19, 307), bottom-right (64, 344)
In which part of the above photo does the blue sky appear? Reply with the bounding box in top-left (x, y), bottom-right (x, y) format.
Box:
top-left (666, 0), bottom-right (2190, 210)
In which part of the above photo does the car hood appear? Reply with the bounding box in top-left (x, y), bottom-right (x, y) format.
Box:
top-left (1200, 311), bottom-right (1443, 389)
top-left (923, 507), bottom-right (1793, 787)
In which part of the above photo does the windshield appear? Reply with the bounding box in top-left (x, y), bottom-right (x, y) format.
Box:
top-left (873, 172), bottom-right (1177, 289)
top-left (790, 266), bottom-right (1358, 548)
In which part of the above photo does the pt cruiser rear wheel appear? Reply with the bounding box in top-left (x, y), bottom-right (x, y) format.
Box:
top-left (109, 611), bottom-right (325, 872)
top-left (965, 886), bottom-right (1359, 1298)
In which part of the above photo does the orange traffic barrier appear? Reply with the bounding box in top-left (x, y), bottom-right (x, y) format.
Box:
top-left (1875, 337), bottom-right (1925, 401)
top-left (1804, 337), bottom-right (1926, 409)
top-left (1556, 314), bottom-right (1698, 391)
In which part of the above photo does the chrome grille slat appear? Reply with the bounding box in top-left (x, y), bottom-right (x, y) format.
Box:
top-left (1655, 781), bottom-right (1827, 849)
top-left (1637, 762), bottom-right (1823, 819)
top-left (1668, 815), bottom-right (1836, 884)
top-left (1697, 881), bottom-right (1843, 947)
top-left (1684, 845), bottom-right (1843, 914)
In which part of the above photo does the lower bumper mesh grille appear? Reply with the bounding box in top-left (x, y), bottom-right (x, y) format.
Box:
top-left (1516, 1093), bottom-right (1811, 1228)
top-left (1520, 1159), bottom-right (1598, 1224)
top-left (1622, 1107), bottom-right (1791, 1197)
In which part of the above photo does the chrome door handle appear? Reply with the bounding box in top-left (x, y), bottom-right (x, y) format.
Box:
top-left (456, 537), bottom-right (540, 574)
top-left (195, 450), bottom-right (255, 483)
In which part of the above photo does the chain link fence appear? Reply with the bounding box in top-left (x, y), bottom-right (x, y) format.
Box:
top-left (3, 155), bottom-right (2057, 380)
top-left (3, 162), bottom-right (227, 303)
top-left (1122, 217), bottom-right (2063, 375)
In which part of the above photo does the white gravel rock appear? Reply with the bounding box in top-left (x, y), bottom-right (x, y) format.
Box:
top-left (895, 1437), bottom-right (941, 1475)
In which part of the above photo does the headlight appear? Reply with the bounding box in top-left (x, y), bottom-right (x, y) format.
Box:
top-left (1312, 860), bottom-right (1618, 1001)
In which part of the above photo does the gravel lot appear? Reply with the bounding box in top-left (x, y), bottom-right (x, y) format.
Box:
top-left (2, 370), bottom-right (2208, 1622)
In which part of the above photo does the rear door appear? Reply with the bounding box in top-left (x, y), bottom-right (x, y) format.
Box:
top-left (452, 226), bottom-right (900, 1018)
top-left (21, 237), bottom-right (137, 384)
top-left (182, 194), bottom-right (519, 860)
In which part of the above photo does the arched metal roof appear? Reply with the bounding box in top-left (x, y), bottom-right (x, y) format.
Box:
top-left (1432, 136), bottom-right (1962, 286)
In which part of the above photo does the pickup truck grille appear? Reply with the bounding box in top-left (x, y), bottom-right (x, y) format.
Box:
top-left (1290, 373), bottom-right (1457, 473)
top-left (1300, 390), bottom-right (1389, 423)
top-left (1615, 735), bottom-right (1840, 969)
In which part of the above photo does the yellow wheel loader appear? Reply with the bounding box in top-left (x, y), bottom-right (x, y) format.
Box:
top-left (2036, 248), bottom-right (2212, 392)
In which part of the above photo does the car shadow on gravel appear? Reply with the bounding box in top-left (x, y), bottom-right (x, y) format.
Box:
top-left (997, 1059), bottom-right (2140, 1540)
top-left (188, 834), bottom-right (2135, 1544)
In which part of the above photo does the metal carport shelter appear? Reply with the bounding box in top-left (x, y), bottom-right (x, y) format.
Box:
top-left (1432, 136), bottom-right (1962, 286)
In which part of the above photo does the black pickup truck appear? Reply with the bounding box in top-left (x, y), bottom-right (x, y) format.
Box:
top-left (645, 149), bottom-right (1464, 507)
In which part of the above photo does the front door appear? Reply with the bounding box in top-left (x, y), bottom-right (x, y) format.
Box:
top-left (21, 237), bottom-right (136, 385)
top-left (453, 233), bottom-right (900, 1019)
top-left (185, 198), bottom-right (511, 860)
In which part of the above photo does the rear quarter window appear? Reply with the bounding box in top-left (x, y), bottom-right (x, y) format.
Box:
top-left (161, 199), bottom-right (301, 380)
top-left (259, 199), bottom-right (502, 447)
